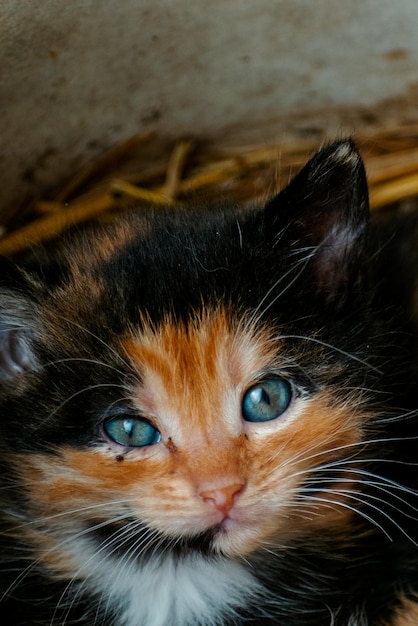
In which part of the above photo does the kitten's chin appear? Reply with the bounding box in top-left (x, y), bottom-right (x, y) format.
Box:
top-left (195, 516), bottom-right (269, 558)
top-left (211, 525), bottom-right (264, 558)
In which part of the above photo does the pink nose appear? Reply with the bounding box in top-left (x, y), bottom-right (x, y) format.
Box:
top-left (199, 482), bottom-right (245, 516)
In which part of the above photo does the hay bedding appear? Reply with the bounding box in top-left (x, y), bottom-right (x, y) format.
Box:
top-left (2, 124), bottom-right (418, 257)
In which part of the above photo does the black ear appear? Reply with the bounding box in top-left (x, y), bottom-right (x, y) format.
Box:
top-left (265, 140), bottom-right (369, 303)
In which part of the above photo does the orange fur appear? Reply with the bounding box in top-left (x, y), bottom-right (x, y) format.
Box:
top-left (387, 598), bottom-right (418, 626)
top-left (38, 220), bottom-right (146, 351)
top-left (16, 308), bottom-right (370, 574)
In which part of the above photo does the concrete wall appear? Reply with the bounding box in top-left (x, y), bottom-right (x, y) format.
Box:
top-left (2, 0), bottom-right (418, 217)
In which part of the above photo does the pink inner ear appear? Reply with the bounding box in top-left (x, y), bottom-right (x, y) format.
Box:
top-left (0, 328), bottom-right (36, 381)
top-left (313, 220), bottom-right (362, 291)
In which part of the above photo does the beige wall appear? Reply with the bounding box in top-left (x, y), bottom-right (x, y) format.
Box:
top-left (2, 0), bottom-right (418, 217)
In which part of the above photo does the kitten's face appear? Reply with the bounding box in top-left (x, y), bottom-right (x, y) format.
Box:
top-left (0, 141), bottom-right (374, 576)
top-left (18, 309), bottom-right (366, 568)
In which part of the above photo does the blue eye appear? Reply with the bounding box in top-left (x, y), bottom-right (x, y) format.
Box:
top-left (242, 377), bottom-right (292, 422)
top-left (104, 416), bottom-right (161, 447)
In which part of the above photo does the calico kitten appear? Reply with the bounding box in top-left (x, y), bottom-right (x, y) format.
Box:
top-left (0, 140), bottom-right (418, 626)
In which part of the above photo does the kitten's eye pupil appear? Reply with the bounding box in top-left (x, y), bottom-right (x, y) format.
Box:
top-left (242, 377), bottom-right (292, 423)
top-left (104, 415), bottom-right (161, 448)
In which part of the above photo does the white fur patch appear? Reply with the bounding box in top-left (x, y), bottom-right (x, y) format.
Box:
top-left (92, 552), bottom-right (263, 626)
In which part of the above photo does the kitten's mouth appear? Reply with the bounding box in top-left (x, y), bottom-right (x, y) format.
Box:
top-left (183, 525), bottom-right (223, 554)
top-left (187, 513), bottom-right (266, 558)
top-left (88, 517), bottom-right (222, 559)
top-left (181, 517), bottom-right (243, 556)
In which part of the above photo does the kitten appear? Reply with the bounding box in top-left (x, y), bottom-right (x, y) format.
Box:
top-left (0, 140), bottom-right (418, 626)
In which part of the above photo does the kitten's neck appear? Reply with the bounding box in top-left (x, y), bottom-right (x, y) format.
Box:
top-left (82, 549), bottom-right (262, 626)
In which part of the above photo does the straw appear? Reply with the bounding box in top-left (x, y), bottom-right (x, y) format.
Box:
top-left (1, 124), bottom-right (418, 256)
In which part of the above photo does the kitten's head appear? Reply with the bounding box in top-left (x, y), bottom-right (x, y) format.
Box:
top-left (0, 141), bottom-right (377, 568)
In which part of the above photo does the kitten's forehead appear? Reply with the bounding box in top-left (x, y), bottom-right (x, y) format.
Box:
top-left (122, 308), bottom-right (280, 436)
top-left (53, 211), bottom-right (247, 319)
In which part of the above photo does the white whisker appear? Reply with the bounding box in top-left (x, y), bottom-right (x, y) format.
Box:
top-left (299, 493), bottom-right (393, 540)
top-left (54, 316), bottom-right (134, 372)
top-left (36, 383), bottom-right (127, 429)
top-left (58, 518), bottom-right (151, 625)
top-left (246, 253), bottom-right (313, 329)
top-left (43, 357), bottom-right (128, 380)
top-left (279, 334), bottom-right (382, 374)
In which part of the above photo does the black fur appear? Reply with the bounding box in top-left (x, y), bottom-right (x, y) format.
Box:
top-left (0, 141), bottom-right (418, 625)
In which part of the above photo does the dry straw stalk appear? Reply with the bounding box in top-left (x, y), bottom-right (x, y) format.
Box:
top-left (2, 125), bottom-right (418, 256)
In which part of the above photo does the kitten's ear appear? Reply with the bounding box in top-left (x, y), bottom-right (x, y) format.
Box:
top-left (0, 264), bottom-right (39, 383)
top-left (265, 140), bottom-right (369, 302)
top-left (0, 293), bottom-right (39, 383)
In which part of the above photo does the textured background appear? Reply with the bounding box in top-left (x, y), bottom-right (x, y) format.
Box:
top-left (2, 0), bottom-right (418, 217)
